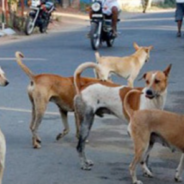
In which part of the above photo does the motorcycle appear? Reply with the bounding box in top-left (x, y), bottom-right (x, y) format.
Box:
top-left (25, 0), bottom-right (55, 35)
top-left (89, 0), bottom-right (119, 50)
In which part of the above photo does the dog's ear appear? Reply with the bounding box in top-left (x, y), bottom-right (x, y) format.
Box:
top-left (144, 46), bottom-right (153, 53)
top-left (138, 73), bottom-right (147, 81)
top-left (19, 52), bottom-right (24, 58)
top-left (133, 42), bottom-right (139, 51)
top-left (15, 51), bottom-right (24, 58)
top-left (163, 64), bottom-right (172, 77)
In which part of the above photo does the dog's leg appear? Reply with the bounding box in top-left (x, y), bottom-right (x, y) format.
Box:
top-left (56, 109), bottom-right (69, 140)
top-left (74, 111), bottom-right (80, 139)
top-left (140, 141), bottom-right (154, 178)
top-left (129, 147), bottom-right (144, 184)
top-left (76, 106), bottom-right (94, 170)
top-left (127, 78), bottom-right (134, 88)
top-left (129, 125), bottom-right (150, 184)
top-left (175, 154), bottom-right (184, 182)
top-left (29, 96), bottom-right (36, 131)
top-left (31, 99), bottom-right (47, 149)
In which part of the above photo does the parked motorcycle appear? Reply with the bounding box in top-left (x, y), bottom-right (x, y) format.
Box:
top-left (89, 0), bottom-right (119, 50)
top-left (25, 0), bottom-right (55, 35)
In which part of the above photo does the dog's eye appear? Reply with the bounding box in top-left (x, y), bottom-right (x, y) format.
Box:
top-left (155, 79), bottom-right (160, 84)
top-left (146, 80), bottom-right (149, 85)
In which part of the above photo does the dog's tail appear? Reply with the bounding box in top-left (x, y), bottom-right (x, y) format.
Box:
top-left (124, 90), bottom-right (143, 118)
top-left (74, 62), bottom-right (101, 95)
top-left (95, 51), bottom-right (100, 63)
top-left (15, 52), bottom-right (35, 81)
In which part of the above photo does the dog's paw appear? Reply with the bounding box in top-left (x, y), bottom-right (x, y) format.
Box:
top-left (85, 159), bottom-right (94, 166)
top-left (143, 172), bottom-right (153, 178)
top-left (33, 143), bottom-right (41, 149)
top-left (80, 159), bottom-right (94, 170)
top-left (143, 170), bottom-right (153, 178)
top-left (81, 165), bottom-right (92, 170)
top-left (56, 133), bottom-right (63, 140)
top-left (134, 180), bottom-right (143, 184)
top-left (32, 137), bottom-right (41, 149)
top-left (175, 174), bottom-right (182, 182)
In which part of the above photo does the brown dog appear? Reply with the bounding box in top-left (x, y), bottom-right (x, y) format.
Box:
top-left (74, 62), bottom-right (172, 170)
top-left (124, 90), bottom-right (184, 184)
top-left (15, 52), bottom-right (106, 149)
top-left (94, 42), bottom-right (153, 87)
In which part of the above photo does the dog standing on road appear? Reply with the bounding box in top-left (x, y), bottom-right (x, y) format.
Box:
top-left (94, 42), bottom-right (153, 87)
top-left (0, 68), bottom-right (9, 184)
top-left (15, 52), bottom-right (105, 149)
top-left (124, 89), bottom-right (184, 184)
top-left (74, 62), bottom-right (171, 172)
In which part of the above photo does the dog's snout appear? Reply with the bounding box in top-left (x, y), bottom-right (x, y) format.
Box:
top-left (145, 89), bottom-right (155, 99)
top-left (146, 89), bottom-right (153, 96)
top-left (5, 81), bottom-right (9, 86)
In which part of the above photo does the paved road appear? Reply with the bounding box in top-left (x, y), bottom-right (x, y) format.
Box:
top-left (0, 10), bottom-right (183, 184)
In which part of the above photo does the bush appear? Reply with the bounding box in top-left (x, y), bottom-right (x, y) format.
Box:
top-left (164, 0), bottom-right (175, 7)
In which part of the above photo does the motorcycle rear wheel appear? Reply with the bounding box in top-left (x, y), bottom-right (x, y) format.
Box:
top-left (106, 38), bottom-right (114, 47)
top-left (39, 21), bottom-right (48, 33)
top-left (90, 22), bottom-right (101, 50)
top-left (25, 17), bottom-right (34, 35)
top-left (106, 32), bottom-right (114, 47)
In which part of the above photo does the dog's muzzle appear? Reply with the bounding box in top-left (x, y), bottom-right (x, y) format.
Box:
top-left (145, 89), bottom-right (159, 99)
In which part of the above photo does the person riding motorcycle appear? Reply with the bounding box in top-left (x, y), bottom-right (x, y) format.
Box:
top-left (89, 0), bottom-right (120, 38)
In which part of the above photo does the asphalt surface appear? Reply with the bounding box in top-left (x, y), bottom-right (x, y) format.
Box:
top-left (0, 9), bottom-right (183, 184)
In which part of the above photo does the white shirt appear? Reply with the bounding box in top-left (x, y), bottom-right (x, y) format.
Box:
top-left (102, 0), bottom-right (120, 15)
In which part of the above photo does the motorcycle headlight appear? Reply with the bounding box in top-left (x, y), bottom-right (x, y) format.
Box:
top-left (91, 2), bottom-right (101, 12)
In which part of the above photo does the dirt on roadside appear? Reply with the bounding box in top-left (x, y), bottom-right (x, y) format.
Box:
top-left (0, 6), bottom-right (88, 45)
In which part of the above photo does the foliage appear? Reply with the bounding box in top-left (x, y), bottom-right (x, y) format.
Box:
top-left (164, 0), bottom-right (175, 7)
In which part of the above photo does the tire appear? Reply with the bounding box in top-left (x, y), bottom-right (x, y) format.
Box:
top-left (106, 32), bottom-right (114, 47)
top-left (90, 22), bottom-right (101, 50)
top-left (39, 20), bottom-right (48, 33)
top-left (106, 38), bottom-right (114, 47)
top-left (25, 17), bottom-right (35, 35)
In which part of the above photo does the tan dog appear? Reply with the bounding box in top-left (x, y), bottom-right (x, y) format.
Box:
top-left (124, 90), bottom-right (184, 184)
top-left (94, 42), bottom-right (153, 87)
top-left (74, 62), bottom-right (171, 170)
top-left (15, 52), bottom-right (105, 149)
top-left (0, 68), bottom-right (9, 184)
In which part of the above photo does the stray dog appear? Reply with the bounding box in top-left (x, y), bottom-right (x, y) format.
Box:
top-left (94, 42), bottom-right (153, 87)
top-left (15, 52), bottom-right (105, 149)
top-left (0, 68), bottom-right (9, 184)
top-left (74, 62), bottom-right (171, 171)
top-left (124, 89), bottom-right (184, 184)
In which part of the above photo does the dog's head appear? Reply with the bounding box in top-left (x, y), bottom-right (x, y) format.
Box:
top-left (141, 64), bottom-right (172, 99)
top-left (0, 67), bottom-right (9, 87)
top-left (133, 42), bottom-right (153, 62)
